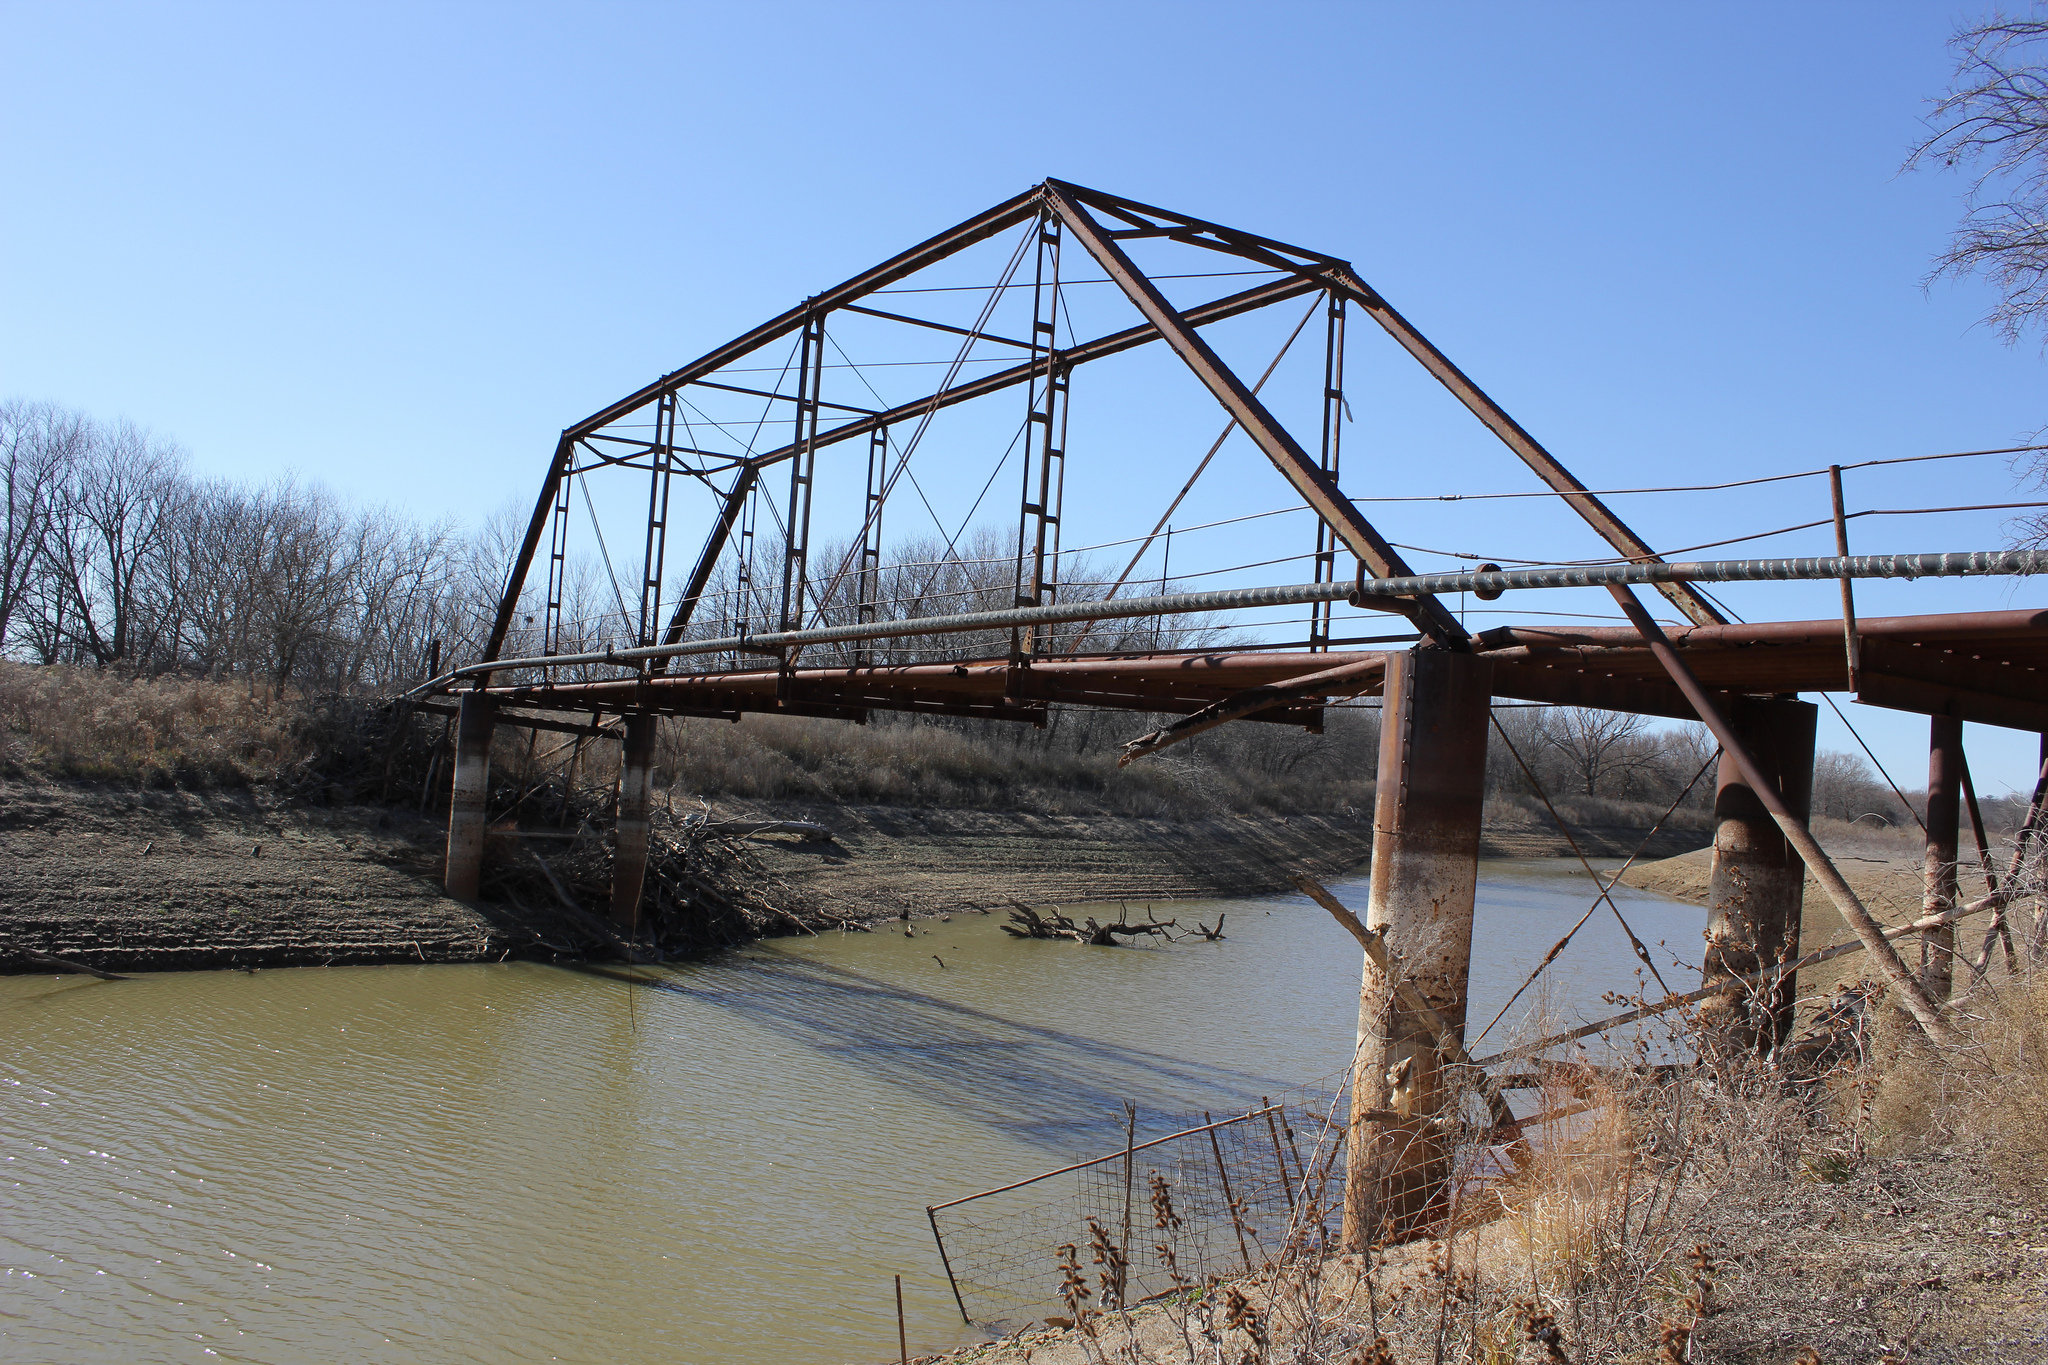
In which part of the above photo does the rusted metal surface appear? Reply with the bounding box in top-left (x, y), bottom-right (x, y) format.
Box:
top-left (610, 713), bottom-right (658, 931)
top-left (1700, 698), bottom-right (1815, 1054)
top-left (1329, 276), bottom-right (1727, 629)
top-left (442, 693), bottom-right (497, 901)
top-left (1922, 716), bottom-right (1964, 1000)
top-left (1119, 656), bottom-right (1388, 764)
top-left (1604, 584), bottom-right (1956, 1045)
top-left (1345, 649), bottom-right (1492, 1247)
top-left (1044, 182), bottom-right (1467, 649)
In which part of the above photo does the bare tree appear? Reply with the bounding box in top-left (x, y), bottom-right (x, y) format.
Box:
top-left (33, 418), bottom-right (188, 667)
top-left (0, 401), bottom-right (82, 653)
top-left (1540, 706), bottom-right (1655, 797)
top-left (1910, 10), bottom-right (2048, 549)
top-left (1911, 12), bottom-right (2048, 343)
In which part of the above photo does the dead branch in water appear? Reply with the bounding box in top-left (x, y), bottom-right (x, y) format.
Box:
top-left (1001, 901), bottom-right (1179, 945)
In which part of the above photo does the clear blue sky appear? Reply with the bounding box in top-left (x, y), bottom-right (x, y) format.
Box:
top-left (5, 1), bottom-right (2043, 795)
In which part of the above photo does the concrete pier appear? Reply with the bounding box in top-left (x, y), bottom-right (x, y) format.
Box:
top-left (1343, 648), bottom-right (1491, 1248)
top-left (443, 692), bottom-right (498, 901)
top-left (1700, 697), bottom-right (1815, 1053)
top-left (610, 712), bottom-right (659, 932)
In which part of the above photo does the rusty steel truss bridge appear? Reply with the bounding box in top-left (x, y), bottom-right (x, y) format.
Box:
top-left (414, 180), bottom-right (2048, 1247)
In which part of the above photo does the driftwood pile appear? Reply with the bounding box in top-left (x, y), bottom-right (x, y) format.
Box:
top-left (480, 810), bottom-right (859, 963)
top-left (1000, 901), bottom-right (1220, 946)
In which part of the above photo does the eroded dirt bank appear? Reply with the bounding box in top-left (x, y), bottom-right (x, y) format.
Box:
top-left (0, 778), bottom-right (1712, 973)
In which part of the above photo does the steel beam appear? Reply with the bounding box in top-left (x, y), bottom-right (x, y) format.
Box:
top-left (1040, 180), bottom-right (1722, 628)
top-left (1345, 648), bottom-right (1492, 1245)
top-left (1329, 274), bottom-right (1727, 628)
top-left (1044, 183), bottom-right (1469, 649)
top-left (1604, 583), bottom-right (1956, 1044)
top-left (721, 276), bottom-right (1320, 475)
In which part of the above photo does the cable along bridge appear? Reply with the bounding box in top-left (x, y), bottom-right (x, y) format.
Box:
top-left (416, 179), bottom-right (2047, 1246)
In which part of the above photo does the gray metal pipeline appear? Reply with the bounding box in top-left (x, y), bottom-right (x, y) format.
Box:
top-left (413, 549), bottom-right (2044, 695)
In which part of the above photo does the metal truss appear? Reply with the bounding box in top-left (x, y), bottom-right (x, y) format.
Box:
top-left (479, 179), bottom-right (1731, 686)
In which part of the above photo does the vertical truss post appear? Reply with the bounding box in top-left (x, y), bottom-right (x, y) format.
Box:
top-left (637, 393), bottom-right (676, 647)
top-left (779, 311), bottom-right (826, 636)
top-left (729, 477), bottom-right (759, 670)
top-left (855, 424), bottom-right (888, 666)
top-left (1014, 214), bottom-right (1067, 655)
top-left (1310, 289), bottom-right (1347, 652)
top-left (542, 454), bottom-right (574, 656)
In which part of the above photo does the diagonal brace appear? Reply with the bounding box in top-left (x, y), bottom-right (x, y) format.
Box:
top-left (1044, 183), bottom-right (1470, 649)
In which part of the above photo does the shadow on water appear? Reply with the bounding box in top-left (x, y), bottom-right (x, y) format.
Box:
top-left (567, 954), bottom-right (1304, 1155)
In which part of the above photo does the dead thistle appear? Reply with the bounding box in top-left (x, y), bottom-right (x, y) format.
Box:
top-left (1348, 1338), bottom-right (1396, 1365)
top-left (1515, 1297), bottom-right (1569, 1363)
top-left (1085, 1216), bottom-right (1128, 1309)
top-left (1149, 1170), bottom-right (1183, 1230)
top-left (1222, 1285), bottom-right (1269, 1351)
top-left (1055, 1241), bottom-right (1094, 1335)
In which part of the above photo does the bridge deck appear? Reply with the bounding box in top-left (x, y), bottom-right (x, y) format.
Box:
top-left (467, 608), bottom-right (2046, 735)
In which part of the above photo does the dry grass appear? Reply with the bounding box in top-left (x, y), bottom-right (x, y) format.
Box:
top-left (958, 962), bottom-right (2048, 1365)
top-left (0, 661), bottom-right (312, 786)
top-left (653, 711), bottom-right (1376, 818)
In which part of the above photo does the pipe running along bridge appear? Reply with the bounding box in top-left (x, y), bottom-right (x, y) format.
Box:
top-left (417, 180), bottom-right (2048, 1243)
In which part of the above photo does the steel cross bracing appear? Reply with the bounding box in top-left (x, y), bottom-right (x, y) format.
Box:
top-left (459, 180), bottom-right (2041, 740)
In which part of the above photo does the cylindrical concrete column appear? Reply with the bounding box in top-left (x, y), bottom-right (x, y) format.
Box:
top-left (1922, 715), bottom-right (1964, 1000)
top-left (1700, 697), bottom-right (1816, 1054)
top-left (443, 692), bottom-right (498, 901)
top-left (610, 712), bottom-right (660, 932)
top-left (1343, 648), bottom-right (1491, 1249)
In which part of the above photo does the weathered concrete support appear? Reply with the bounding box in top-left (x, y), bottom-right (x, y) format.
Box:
top-left (443, 692), bottom-right (498, 900)
top-left (1343, 648), bottom-right (1491, 1249)
top-left (610, 711), bottom-right (660, 931)
top-left (1921, 716), bottom-right (1964, 1000)
top-left (1700, 697), bottom-right (1816, 1054)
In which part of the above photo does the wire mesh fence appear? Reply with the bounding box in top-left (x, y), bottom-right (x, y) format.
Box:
top-left (926, 1069), bottom-right (1353, 1326)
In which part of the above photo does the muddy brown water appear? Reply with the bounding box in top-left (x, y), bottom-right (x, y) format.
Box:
top-left (2, 860), bottom-right (1703, 1364)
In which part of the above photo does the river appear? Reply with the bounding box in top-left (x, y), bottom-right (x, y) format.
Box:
top-left (1, 859), bottom-right (1703, 1365)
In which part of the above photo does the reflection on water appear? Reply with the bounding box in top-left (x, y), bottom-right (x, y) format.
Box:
top-left (0, 859), bottom-right (1701, 1364)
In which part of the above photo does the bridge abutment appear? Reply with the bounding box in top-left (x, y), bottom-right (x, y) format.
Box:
top-left (610, 712), bottom-right (659, 932)
top-left (1343, 647), bottom-right (1491, 1248)
top-left (443, 692), bottom-right (498, 901)
top-left (1701, 697), bottom-right (1815, 1054)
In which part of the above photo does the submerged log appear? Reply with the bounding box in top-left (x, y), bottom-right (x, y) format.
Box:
top-left (8, 947), bottom-right (128, 981)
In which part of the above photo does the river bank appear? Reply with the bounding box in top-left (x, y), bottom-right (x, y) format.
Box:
top-left (0, 775), bottom-right (1713, 974)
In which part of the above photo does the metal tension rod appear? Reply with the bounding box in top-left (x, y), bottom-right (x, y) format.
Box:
top-left (480, 187), bottom-right (1050, 672)
top-left (1604, 582), bottom-right (1956, 1044)
top-left (1332, 274), bottom-right (1726, 628)
top-left (646, 277), bottom-right (1320, 651)
top-left (1043, 182), bottom-right (1470, 649)
top-left (1041, 180), bottom-right (1720, 629)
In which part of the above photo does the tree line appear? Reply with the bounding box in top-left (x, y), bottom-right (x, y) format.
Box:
top-left (5, 396), bottom-right (1928, 825)
top-left (0, 399), bottom-right (505, 690)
